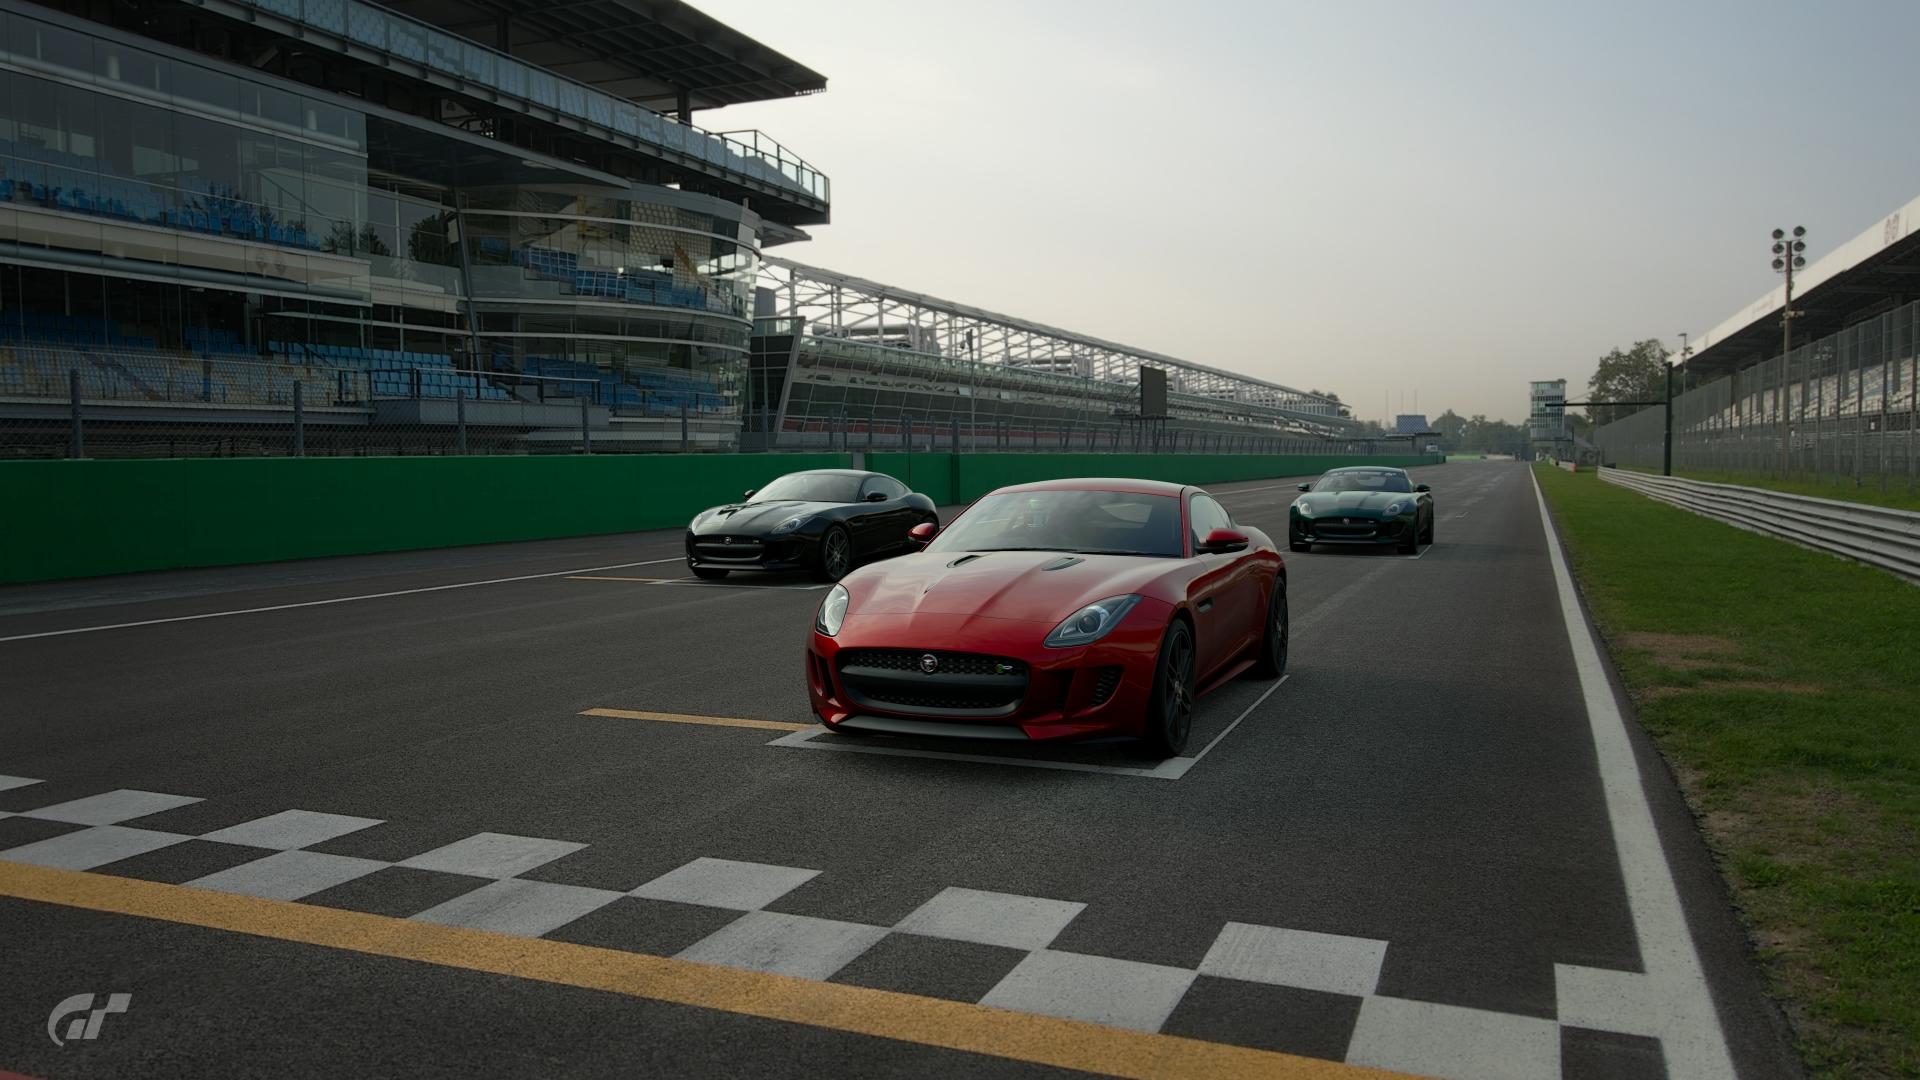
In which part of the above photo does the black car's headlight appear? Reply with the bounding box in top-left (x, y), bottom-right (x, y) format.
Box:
top-left (689, 508), bottom-right (714, 528)
top-left (1384, 502), bottom-right (1404, 517)
top-left (1293, 501), bottom-right (1314, 518)
top-left (816, 584), bottom-right (850, 636)
top-left (773, 515), bottom-right (809, 536)
top-left (1044, 595), bottom-right (1142, 649)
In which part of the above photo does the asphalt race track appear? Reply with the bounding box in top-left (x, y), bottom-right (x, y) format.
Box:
top-left (0, 460), bottom-right (1802, 1079)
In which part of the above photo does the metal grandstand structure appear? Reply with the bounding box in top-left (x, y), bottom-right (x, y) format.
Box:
top-left (756, 258), bottom-right (1355, 435)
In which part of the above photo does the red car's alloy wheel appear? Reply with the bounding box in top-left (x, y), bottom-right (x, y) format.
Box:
top-left (1139, 620), bottom-right (1196, 758)
top-left (1252, 581), bottom-right (1288, 679)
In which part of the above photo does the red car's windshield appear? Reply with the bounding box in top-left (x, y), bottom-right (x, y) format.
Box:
top-left (928, 490), bottom-right (1184, 557)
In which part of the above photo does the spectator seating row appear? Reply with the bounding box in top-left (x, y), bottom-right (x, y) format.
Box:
top-left (519, 355), bottom-right (723, 413)
top-left (0, 141), bottom-right (320, 250)
top-left (509, 246), bottom-right (712, 309)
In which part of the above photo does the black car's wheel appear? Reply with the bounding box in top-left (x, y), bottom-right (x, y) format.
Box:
top-left (1397, 519), bottom-right (1418, 554)
top-left (1135, 619), bottom-right (1196, 759)
top-left (1423, 511), bottom-right (1436, 544)
top-left (690, 564), bottom-right (729, 580)
top-left (813, 524), bottom-right (853, 582)
top-left (1250, 579), bottom-right (1288, 679)
top-left (1289, 540), bottom-right (1310, 553)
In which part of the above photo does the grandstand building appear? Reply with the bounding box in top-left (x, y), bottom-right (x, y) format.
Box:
top-left (1594, 193), bottom-right (1918, 476)
top-left (748, 259), bottom-right (1358, 451)
top-left (0, 0), bottom-right (826, 451)
top-left (0, 0), bottom-right (1365, 456)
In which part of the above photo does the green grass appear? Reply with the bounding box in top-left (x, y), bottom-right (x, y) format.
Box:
top-left (1620, 466), bottom-right (1920, 514)
top-left (1536, 465), bottom-right (1920, 1078)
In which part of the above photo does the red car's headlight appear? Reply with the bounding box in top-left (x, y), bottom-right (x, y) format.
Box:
top-left (1043, 594), bottom-right (1142, 649)
top-left (816, 583), bottom-right (850, 636)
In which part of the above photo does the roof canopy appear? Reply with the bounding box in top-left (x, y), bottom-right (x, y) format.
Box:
top-left (380, 0), bottom-right (827, 113)
top-left (1681, 193), bottom-right (1920, 380)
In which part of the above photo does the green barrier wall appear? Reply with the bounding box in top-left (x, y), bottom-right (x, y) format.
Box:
top-left (0, 453), bottom-right (848, 583)
top-left (0, 452), bottom-right (1440, 583)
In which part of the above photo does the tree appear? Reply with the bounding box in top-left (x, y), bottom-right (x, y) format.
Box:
top-left (1587, 339), bottom-right (1669, 425)
top-left (1432, 409), bottom-right (1467, 450)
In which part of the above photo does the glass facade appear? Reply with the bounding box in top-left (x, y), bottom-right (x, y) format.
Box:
top-left (1528, 379), bottom-right (1568, 442)
top-left (0, 9), bottom-right (761, 419)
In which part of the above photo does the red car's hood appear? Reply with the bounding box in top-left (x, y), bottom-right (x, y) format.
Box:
top-left (847, 550), bottom-right (1178, 623)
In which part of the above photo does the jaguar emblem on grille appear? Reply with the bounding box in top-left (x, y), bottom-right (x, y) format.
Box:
top-left (721, 537), bottom-right (733, 545)
top-left (919, 654), bottom-right (939, 674)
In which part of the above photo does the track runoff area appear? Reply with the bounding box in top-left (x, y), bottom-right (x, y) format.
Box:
top-left (0, 460), bottom-right (1799, 1080)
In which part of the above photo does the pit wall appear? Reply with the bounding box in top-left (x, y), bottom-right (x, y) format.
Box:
top-left (0, 453), bottom-right (1441, 583)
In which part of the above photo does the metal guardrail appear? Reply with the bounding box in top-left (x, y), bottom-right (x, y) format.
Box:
top-left (1600, 467), bottom-right (1920, 585)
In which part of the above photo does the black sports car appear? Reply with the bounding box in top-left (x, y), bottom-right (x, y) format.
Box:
top-left (686, 469), bottom-right (939, 582)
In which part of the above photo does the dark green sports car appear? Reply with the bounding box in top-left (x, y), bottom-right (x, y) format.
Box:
top-left (1288, 467), bottom-right (1434, 554)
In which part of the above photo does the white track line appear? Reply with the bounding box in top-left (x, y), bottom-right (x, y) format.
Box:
top-left (1184, 674), bottom-right (1289, 766)
top-left (771, 669), bottom-right (1293, 781)
top-left (1530, 469), bottom-right (1735, 1079)
top-left (0, 556), bottom-right (688, 643)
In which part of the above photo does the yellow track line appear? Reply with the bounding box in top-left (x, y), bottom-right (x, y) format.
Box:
top-left (0, 863), bottom-right (1407, 1079)
top-left (579, 707), bottom-right (811, 732)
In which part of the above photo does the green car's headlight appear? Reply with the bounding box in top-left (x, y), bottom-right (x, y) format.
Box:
top-left (1294, 500), bottom-right (1315, 517)
top-left (816, 583), bottom-right (849, 636)
top-left (1384, 502), bottom-right (1404, 516)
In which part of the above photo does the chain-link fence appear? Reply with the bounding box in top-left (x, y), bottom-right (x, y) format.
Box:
top-left (0, 346), bottom-right (745, 458)
top-left (1, 344), bottom-right (1418, 460)
top-left (1594, 299), bottom-right (1920, 491)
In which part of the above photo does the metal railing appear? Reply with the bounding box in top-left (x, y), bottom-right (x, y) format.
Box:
top-left (202, 0), bottom-right (827, 202)
top-left (1594, 300), bottom-right (1919, 492)
top-left (0, 347), bottom-right (742, 457)
top-left (3, 346), bottom-right (1422, 459)
top-left (1601, 467), bottom-right (1920, 585)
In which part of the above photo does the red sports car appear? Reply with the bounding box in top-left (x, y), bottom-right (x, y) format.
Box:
top-left (805, 478), bottom-right (1288, 757)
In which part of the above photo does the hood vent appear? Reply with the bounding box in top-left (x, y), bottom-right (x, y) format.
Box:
top-left (1039, 556), bottom-right (1084, 571)
top-left (946, 554), bottom-right (984, 568)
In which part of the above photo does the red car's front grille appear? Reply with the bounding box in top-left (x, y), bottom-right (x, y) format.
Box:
top-left (836, 650), bottom-right (1027, 717)
top-left (838, 650), bottom-right (1023, 677)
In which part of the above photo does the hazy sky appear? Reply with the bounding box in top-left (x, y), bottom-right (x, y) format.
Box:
top-left (699, 0), bottom-right (1920, 423)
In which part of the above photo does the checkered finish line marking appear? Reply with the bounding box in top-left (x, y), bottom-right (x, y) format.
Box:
top-left (0, 776), bottom-right (1675, 1078)
top-left (0, 863), bottom-right (1389, 1080)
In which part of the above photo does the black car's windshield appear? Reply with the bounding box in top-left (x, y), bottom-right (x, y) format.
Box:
top-left (750, 472), bottom-right (861, 504)
top-left (928, 490), bottom-right (1184, 557)
top-left (1311, 470), bottom-right (1413, 494)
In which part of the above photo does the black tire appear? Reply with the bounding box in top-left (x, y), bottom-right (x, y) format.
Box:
top-left (812, 524), bottom-right (853, 582)
top-left (1289, 541), bottom-right (1309, 553)
top-left (690, 564), bottom-right (729, 580)
top-left (1135, 619), bottom-right (1197, 759)
top-left (1249, 579), bottom-right (1289, 679)
top-left (1397, 520), bottom-right (1418, 554)
top-left (1423, 512), bottom-right (1435, 545)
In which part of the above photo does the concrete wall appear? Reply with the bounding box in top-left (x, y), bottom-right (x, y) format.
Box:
top-left (0, 452), bottom-right (1441, 583)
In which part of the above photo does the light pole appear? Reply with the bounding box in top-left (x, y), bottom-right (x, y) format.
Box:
top-left (1772, 226), bottom-right (1806, 477)
top-left (1672, 332), bottom-right (1692, 473)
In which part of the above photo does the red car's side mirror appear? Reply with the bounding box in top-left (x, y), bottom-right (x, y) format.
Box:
top-left (908, 522), bottom-right (939, 546)
top-left (1198, 527), bottom-right (1249, 554)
